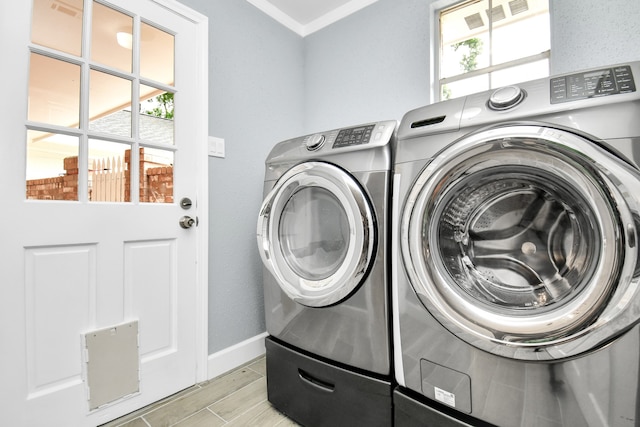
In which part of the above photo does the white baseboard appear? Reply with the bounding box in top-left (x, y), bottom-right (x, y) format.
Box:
top-left (207, 332), bottom-right (268, 380)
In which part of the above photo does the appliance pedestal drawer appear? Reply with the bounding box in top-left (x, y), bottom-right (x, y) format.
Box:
top-left (394, 388), bottom-right (481, 427)
top-left (265, 336), bottom-right (392, 427)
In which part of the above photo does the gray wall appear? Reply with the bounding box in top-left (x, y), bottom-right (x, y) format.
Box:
top-left (549, 0), bottom-right (640, 74)
top-left (177, 0), bottom-right (639, 357)
top-left (304, 0), bottom-right (431, 132)
top-left (176, 0), bottom-right (305, 354)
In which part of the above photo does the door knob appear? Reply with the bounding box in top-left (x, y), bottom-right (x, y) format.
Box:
top-left (179, 216), bottom-right (198, 229)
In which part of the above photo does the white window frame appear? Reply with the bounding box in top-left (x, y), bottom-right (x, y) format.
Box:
top-left (431, 0), bottom-right (551, 101)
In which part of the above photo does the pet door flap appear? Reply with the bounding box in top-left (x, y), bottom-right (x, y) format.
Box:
top-left (84, 321), bottom-right (139, 410)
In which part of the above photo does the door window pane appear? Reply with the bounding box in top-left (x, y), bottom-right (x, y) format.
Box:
top-left (89, 139), bottom-right (130, 202)
top-left (28, 53), bottom-right (81, 128)
top-left (26, 130), bottom-right (79, 200)
top-left (140, 22), bottom-right (174, 85)
top-left (140, 148), bottom-right (174, 203)
top-left (89, 70), bottom-right (132, 137)
top-left (31, 0), bottom-right (83, 56)
top-left (91, 1), bottom-right (132, 72)
top-left (27, 0), bottom-right (177, 204)
top-left (140, 85), bottom-right (174, 144)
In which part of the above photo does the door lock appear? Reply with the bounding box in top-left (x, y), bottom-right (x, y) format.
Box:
top-left (180, 197), bottom-right (193, 210)
top-left (179, 216), bottom-right (198, 229)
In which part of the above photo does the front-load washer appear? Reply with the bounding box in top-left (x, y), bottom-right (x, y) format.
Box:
top-left (257, 121), bottom-right (396, 426)
top-left (392, 62), bottom-right (640, 426)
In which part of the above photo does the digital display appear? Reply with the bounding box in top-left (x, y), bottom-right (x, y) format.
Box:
top-left (332, 125), bottom-right (375, 148)
top-left (550, 65), bottom-right (636, 104)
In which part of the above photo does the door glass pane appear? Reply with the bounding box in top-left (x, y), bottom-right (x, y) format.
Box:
top-left (140, 147), bottom-right (174, 203)
top-left (89, 70), bottom-right (132, 137)
top-left (31, 0), bottom-right (83, 56)
top-left (26, 130), bottom-right (79, 201)
top-left (28, 53), bottom-right (81, 127)
top-left (279, 187), bottom-right (350, 281)
top-left (89, 139), bottom-right (130, 202)
top-left (140, 85), bottom-right (174, 144)
top-left (91, 1), bottom-right (132, 72)
top-left (27, 2), bottom-right (178, 204)
top-left (140, 22), bottom-right (174, 85)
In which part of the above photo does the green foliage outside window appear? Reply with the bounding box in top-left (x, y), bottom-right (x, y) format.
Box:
top-left (143, 92), bottom-right (174, 119)
top-left (442, 37), bottom-right (483, 100)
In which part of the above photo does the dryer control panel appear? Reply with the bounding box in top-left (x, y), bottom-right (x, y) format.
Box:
top-left (551, 65), bottom-right (636, 104)
top-left (332, 124), bottom-right (376, 148)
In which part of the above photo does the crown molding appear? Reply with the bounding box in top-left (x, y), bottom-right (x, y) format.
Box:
top-left (246, 0), bottom-right (305, 35)
top-left (247, 0), bottom-right (378, 37)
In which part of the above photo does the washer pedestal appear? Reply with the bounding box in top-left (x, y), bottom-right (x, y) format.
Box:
top-left (265, 336), bottom-right (392, 427)
top-left (394, 388), bottom-right (484, 427)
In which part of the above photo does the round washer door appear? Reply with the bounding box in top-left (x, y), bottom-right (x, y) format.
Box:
top-left (258, 161), bottom-right (376, 307)
top-left (402, 124), bottom-right (640, 360)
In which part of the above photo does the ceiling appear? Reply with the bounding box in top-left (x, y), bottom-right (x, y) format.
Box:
top-left (246, 0), bottom-right (379, 37)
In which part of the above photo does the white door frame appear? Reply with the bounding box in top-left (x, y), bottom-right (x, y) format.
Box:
top-left (155, 0), bottom-right (210, 385)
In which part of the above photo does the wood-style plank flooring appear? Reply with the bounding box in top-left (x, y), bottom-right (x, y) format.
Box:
top-left (102, 356), bottom-right (301, 427)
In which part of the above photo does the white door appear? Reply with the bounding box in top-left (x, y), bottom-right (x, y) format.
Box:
top-left (0, 0), bottom-right (208, 425)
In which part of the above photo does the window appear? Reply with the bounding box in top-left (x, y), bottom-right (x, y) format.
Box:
top-left (438, 0), bottom-right (550, 100)
top-left (27, 0), bottom-right (176, 203)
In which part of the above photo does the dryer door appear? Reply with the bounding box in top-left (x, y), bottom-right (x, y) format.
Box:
top-left (258, 161), bottom-right (375, 307)
top-left (401, 124), bottom-right (640, 360)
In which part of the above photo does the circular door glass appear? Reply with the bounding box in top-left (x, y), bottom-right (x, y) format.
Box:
top-left (257, 162), bottom-right (376, 307)
top-left (402, 126), bottom-right (626, 358)
top-left (436, 166), bottom-right (599, 313)
top-left (279, 187), bottom-right (350, 281)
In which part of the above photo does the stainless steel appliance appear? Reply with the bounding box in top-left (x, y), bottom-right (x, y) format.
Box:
top-left (257, 121), bottom-right (396, 426)
top-left (393, 62), bottom-right (640, 426)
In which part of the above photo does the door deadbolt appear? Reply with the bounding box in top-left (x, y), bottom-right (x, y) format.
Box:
top-left (180, 197), bottom-right (193, 210)
top-left (179, 216), bottom-right (198, 229)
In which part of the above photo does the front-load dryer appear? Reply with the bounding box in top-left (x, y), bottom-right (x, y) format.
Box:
top-left (392, 62), bottom-right (640, 426)
top-left (257, 121), bottom-right (396, 427)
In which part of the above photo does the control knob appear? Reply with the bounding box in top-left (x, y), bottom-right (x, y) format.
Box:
top-left (488, 85), bottom-right (525, 110)
top-left (305, 134), bottom-right (326, 151)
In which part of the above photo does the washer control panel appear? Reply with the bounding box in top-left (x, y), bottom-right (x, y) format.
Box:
top-left (333, 124), bottom-right (375, 148)
top-left (551, 65), bottom-right (636, 104)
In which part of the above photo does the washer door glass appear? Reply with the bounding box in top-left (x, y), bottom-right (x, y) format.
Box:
top-left (437, 167), bottom-right (599, 312)
top-left (279, 186), bottom-right (349, 281)
top-left (258, 162), bottom-right (376, 307)
top-left (402, 125), bottom-right (632, 359)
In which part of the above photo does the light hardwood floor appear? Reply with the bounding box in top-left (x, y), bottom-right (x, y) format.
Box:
top-left (102, 356), bottom-right (301, 427)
